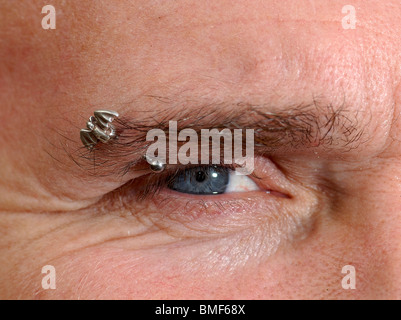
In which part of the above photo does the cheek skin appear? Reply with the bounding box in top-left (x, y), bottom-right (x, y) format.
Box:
top-left (0, 194), bottom-right (317, 299)
top-left (5, 208), bottom-right (388, 300)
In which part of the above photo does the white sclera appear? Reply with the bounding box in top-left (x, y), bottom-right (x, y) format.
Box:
top-left (225, 171), bottom-right (259, 193)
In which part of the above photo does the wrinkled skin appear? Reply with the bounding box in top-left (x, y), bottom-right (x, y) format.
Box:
top-left (1, 0), bottom-right (401, 299)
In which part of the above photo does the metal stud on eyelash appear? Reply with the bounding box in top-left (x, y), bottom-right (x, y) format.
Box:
top-left (80, 110), bottom-right (119, 150)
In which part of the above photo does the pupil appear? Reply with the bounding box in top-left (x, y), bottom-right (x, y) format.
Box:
top-left (168, 166), bottom-right (229, 195)
top-left (195, 171), bottom-right (206, 182)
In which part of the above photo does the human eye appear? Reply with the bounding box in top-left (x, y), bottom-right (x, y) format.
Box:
top-left (167, 165), bottom-right (259, 195)
top-left (96, 155), bottom-right (319, 249)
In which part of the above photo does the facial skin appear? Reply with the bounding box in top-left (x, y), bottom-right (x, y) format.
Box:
top-left (1, 0), bottom-right (401, 299)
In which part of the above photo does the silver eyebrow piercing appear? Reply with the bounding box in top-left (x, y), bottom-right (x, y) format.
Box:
top-left (144, 155), bottom-right (166, 173)
top-left (80, 110), bottom-right (119, 150)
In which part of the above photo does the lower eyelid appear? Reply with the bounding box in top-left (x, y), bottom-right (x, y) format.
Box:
top-left (131, 188), bottom-right (316, 245)
top-left (89, 158), bottom-right (319, 247)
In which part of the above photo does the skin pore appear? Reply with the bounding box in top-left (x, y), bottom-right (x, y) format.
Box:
top-left (1, 0), bottom-right (401, 299)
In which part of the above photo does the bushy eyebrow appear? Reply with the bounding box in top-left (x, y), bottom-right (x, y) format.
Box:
top-left (70, 100), bottom-right (364, 176)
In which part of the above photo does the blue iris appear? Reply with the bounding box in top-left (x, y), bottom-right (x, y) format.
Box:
top-left (168, 166), bottom-right (229, 195)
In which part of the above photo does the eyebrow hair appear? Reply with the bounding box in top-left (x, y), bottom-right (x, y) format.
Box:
top-left (69, 100), bottom-right (364, 177)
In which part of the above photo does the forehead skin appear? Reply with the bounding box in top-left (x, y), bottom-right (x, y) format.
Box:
top-left (1, 0), bottom-right (401, 299)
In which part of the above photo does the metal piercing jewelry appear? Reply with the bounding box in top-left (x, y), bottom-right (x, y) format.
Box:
top-left (80, 110), bottom-right (166, 173)
top-left (80, 110), bottom-right (119, 150)
top-left (144, 155), bottom-right (166, 173)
